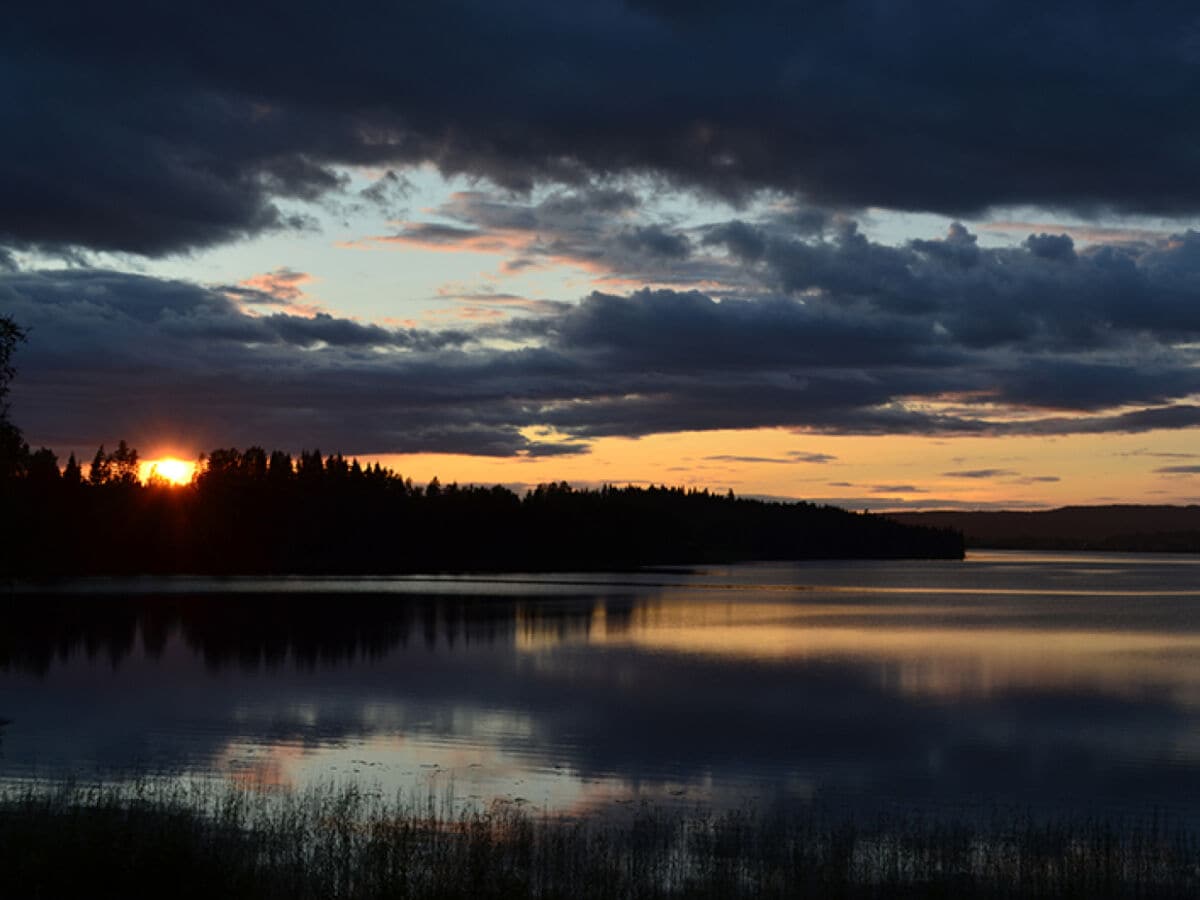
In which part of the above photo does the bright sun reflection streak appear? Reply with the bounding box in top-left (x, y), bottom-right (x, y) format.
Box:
top-left (140, 457), bottom-right (196, 485)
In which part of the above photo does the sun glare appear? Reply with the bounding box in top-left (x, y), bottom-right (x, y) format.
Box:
top-left (140, 457), bottom-right (196, 486)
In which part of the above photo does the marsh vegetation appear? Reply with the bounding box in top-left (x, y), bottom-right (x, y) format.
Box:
top-left (1, 779), bottom-right (1197, 899)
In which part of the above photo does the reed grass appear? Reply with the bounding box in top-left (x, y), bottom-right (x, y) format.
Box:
top-left (0, 778), bottom-right (1197, 898)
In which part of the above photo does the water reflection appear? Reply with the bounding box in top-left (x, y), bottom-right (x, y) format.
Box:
top-left (4, 553), bottom-right (1200, 819)
top-left (0, 593), bottom-right (621, 674)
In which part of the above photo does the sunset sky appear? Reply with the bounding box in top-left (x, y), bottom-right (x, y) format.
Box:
top-left (6, 1), bottom-right (1200, 509)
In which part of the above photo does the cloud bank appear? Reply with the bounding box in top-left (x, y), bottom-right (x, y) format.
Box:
top-left (8, 217), bottom-right (1200, 455)
top-left (7, 2), bottom-right (1200, 256)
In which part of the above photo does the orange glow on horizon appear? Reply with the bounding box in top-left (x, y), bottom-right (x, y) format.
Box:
top-left (357, 425), bottom-right (1200, 510)
top-left (140, 457), bottom-right (197, 486)
top-left (100, 424), bottom-right (1200, 506)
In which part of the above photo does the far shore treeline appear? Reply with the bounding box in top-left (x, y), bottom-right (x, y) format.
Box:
top-left (0, 441), bottom-right (963, 576)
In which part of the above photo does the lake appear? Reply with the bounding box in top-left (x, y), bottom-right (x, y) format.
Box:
top-left (4, 550), bottom-right (1200, 822)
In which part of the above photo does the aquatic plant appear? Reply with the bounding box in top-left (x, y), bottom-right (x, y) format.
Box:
top-left (1, 778), bottom-right (1196, 898)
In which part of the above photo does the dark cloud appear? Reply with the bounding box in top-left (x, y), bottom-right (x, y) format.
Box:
top-left (705, 455), bottom-right (794, 464)
top-left (702, 451), bottom-right (834, 464)
top-left (733, 222), bottom-right (1200, 353)
top-left (8, 3), bottom-right (1200, 256)
top-left (791, 451), bottom-right (836, 464)
top-left (382, 223), bottom-right (498, 248)
top-left (942, 469), bottom-right (1018, 479)
top-left (995, 361), bottom-right (1200, 412)
top-left (704, 452), bottom-right (836, 465)
top-left (1118, 449), bottom-right (1200, 460)
top-left (1032, 405), bottom-right (1200, 435)
top-left (265, 313), bottom-right (418, 349)
top-left (702, 220), bottom-right (768, 262)
top-left (540, 187), bottom-right (640, 217)
top-left (1024, 233), bottom-right (1077, 262)
top-left (358, 169), bottom-right (413, 214)
top-left (616, 225), bottom-right (691, 259)
top-left (844, 496), bottom-right (1051, 511)
top-left (539, 288), bottom-right (963, 370)
top-left (910, 222), bottom-right (981, 268)
top-left (1155, 465), bottom-right (1200, 475)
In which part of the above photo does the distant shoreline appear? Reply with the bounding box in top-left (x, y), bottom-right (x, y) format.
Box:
top-left (889, 504), bottom-right (1200, 553)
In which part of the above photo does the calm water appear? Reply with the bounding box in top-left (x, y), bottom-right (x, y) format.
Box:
top-left (3, 551), bottom-right (1200, 819)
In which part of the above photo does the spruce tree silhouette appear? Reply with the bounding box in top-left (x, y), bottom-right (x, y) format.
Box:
top-left (0, 315), bottom-right (27, 481)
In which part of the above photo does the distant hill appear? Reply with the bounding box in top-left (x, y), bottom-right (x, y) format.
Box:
top-left (888, 505), bottom-right (1200, 552)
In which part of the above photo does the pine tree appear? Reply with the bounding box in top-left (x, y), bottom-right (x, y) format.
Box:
top-left (110, 440), bottom-right (140, 486)
top-left (0, 316), bottom-right (27, 481)
top-left (89, 445), bottom-right (110, 486)
top-left (63, 452), bottom-right (83, 487)
top-left (26, 448), bottom-right (60, 484)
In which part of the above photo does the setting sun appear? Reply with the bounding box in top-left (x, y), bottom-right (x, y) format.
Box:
top-left (140, 457), bottom-right (196, 486)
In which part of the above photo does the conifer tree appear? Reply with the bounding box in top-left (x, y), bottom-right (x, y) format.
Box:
top-left (63, 452), bottom-right (83, 486)
top-left (110, 440), bottom-right (140, 486)
top-left (89, 445), bottom-right (110, 486)
top-left (0, 316), bottom-right (27, 481)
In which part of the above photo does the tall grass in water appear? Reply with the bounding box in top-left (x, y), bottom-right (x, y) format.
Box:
top-left (1, 779), bottom-right (1198, 898)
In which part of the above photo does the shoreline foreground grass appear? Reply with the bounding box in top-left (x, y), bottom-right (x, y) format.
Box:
top-left (1, 780), bottom-right (1198, 898)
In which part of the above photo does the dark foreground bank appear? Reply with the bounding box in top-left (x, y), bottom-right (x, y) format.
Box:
top-left (1, 781), bottom-right (1196, 900)
top-left (2, 448), bottom-right (962, 575)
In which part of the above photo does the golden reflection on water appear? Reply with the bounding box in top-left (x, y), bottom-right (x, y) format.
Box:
top-left (516, 595), bottom-right (1200, 705)
top-left (213, 726), bottom-right (663, 814)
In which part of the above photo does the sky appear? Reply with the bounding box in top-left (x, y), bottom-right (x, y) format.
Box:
top-left (5, 0), bottom-right (1200, 510)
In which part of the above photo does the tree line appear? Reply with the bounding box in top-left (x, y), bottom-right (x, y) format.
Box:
top-left (0, 316), bottom-right (962, 575)
top-left (0, 440), bottom-right (962, 575)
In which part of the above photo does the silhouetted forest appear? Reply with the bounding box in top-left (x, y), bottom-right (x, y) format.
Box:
top-left (0, 442), bottom-right (962, 576)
